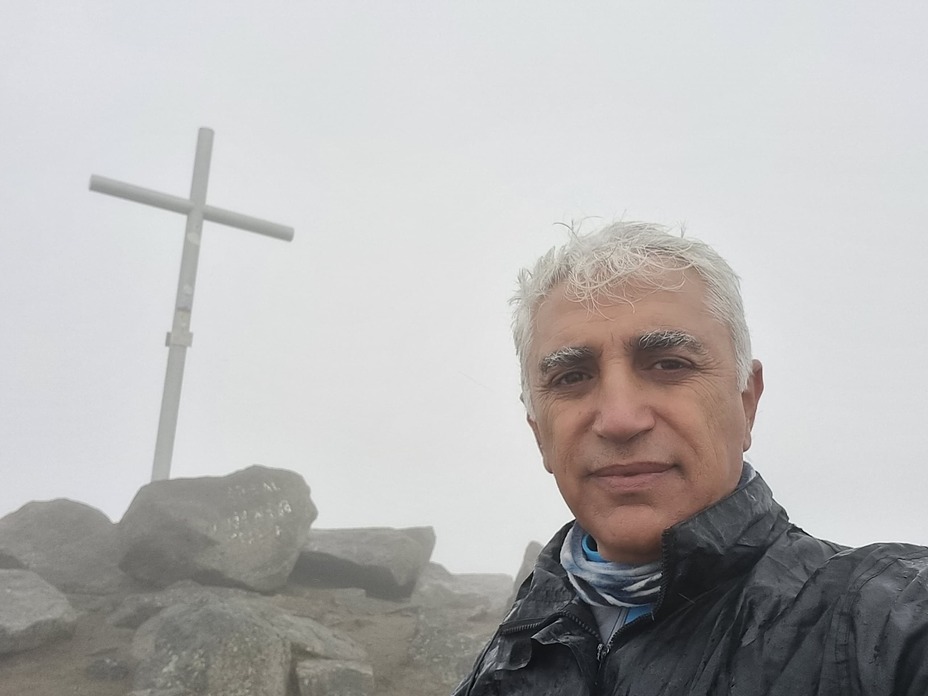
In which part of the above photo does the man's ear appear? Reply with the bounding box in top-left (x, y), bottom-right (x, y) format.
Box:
top-left (741, 359), bottom-right (764, 452)
top-left (527, 415), bottom-right (553, 473)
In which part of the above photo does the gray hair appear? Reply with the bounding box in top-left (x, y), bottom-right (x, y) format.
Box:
top-left (511, 221), bottom-right (753, 417)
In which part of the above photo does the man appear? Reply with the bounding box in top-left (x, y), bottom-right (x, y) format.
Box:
top-left (454, 222), bottom-right (928, 695)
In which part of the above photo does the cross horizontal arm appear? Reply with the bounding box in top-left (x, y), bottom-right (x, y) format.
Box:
top-left (89, 174), bottom-right (294, 242)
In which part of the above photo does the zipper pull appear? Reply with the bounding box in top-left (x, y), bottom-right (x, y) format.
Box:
top-left (596, 642), bottom-right (607, 662)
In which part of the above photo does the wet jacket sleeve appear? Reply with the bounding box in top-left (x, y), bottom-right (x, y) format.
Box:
top-left (845, 549), bottom-right (928, 696)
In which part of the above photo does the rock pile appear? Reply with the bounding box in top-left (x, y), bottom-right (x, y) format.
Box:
top-left (0, 466), bottom-right (528, 696)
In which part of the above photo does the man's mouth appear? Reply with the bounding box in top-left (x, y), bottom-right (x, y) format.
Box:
top-left (589, 461), bottom-right (675, 492)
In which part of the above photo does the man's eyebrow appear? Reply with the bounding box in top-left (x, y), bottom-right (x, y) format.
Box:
top-left (538, 346), bottom-right (595, 375)
top-left (636, 329), bottom-right (708, 354)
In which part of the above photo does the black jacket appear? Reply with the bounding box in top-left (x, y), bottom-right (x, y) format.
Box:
top-left (454, 474), bottom-right (928, 695)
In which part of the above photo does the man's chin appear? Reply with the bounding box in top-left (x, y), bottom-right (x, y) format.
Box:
top-left (583, 509), bottom-right (666, 565)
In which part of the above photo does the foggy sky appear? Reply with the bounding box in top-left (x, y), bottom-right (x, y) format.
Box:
top-left (2, 3), bottom-right (927, 574)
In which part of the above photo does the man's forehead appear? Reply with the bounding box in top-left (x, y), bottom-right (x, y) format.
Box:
top-left (529, 274), bottom-right (721, 358)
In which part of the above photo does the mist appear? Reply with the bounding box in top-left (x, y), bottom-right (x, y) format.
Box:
top-left (2, 3), bottom-right (927, 574)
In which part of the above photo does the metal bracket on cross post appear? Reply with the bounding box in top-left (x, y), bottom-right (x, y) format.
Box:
top-left (90, 127), bottom-right (294, 482)
top-left (166, 331), bottom-right (193, 347)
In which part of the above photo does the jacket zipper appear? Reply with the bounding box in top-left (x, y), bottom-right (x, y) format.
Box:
top-left (561, 611), bottom-right (610, 693)
top-left (590, 605), bottom-right (661, 692)
top-left (590, 541), bottom-right (673, 691)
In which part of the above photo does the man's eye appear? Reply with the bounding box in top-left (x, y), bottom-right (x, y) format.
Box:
top-left (652, 358), bottom-right (690, 371)
top-left (553, 371), bottom-right (590, 386)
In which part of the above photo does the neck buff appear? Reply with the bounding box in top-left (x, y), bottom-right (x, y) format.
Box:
top-left (561, 462), bottom-right (757, 608)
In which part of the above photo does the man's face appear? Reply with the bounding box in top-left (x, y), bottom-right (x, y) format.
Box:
top-left (526, 271), bottom-right (763, 564)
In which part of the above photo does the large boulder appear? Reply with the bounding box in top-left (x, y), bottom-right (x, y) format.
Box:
top-left (292, 527), bottom-right (435, 599)
top-left (131, 596), bottom-right (291, 696)
top-left (130, 593), bottom-right (368, 696)
top-left (118, 466), bottom-right (317, 592)
top-left (0, 498), bottom-right (129, 594)
top-left (0, 569), bottom-right (78, 655)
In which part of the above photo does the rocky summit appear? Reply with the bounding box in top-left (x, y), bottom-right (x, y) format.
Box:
top-left (0, 465), bottom-right (532, 696)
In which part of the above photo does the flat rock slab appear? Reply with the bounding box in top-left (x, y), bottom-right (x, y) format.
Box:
top-left (0, 569), bottom-right (78, 655)
top-left (0, 498), bottom-right (129, 594)
top-left (119, 465), bottom-right (317, 592)
top-left (413, 563), bottom-right (513, 618)
top-left (108, 580), bottom-right (258, 629)
top-left (293, 527), bottom-right (435, 599)
top-left (260, 607), bottom-right (367, 662)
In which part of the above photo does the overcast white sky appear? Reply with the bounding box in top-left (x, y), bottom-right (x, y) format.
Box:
top-left (2, 3), bottom-right (927, 574)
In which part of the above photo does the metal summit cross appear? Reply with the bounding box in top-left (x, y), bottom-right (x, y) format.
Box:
top-left (90, 127), bottom-right (294, 482)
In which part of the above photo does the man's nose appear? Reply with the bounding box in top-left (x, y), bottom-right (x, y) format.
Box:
top-left (591, 369), bottom-right (656, 442)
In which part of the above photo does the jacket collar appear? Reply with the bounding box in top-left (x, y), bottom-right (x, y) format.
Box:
top-left (508, 471), bottom-right (791, 623)
top-left (658, 472), bottom-right (791, 613)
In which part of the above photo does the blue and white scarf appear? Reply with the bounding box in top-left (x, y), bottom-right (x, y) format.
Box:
top-left (560, 523), bottom-right (662, 608)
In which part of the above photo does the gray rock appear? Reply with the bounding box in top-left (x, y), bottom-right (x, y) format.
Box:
top-left (413, 563), bottom-right (513, 618)
top-left (408, 607), bottom-right (497, 691)
top-left (514, 541), bottom-right (542, 592)
top-left (294, 659), bottom-right (374, 696)
top-left (0, 569), bottom-right (78, 655)
top-left (0, 551), bottom-right (24, 569)
top-left (0, 498), bottom-right (129, 594)
top-left (113, 580), bottom-right (366, 659)
top-left (258, 607), bottom-right (367, 662)
top-left (131, 596), bottom-right (291, 696)
top-left (86, 655), bottom-right (131, 680)
top-left (293, 527), bottom-right (435, 599)
top-left (507, 540), bottom-right (543, 607)
top-left (108, 580), bottom-right (257, 628)
top-left (119, 465), bottom-right (317, 592)
top-left (129, 590), bottom-right (369, 696)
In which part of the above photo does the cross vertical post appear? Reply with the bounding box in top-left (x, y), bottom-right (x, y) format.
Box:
top-left (151, 127), bottom-right (213, 482)
top-left (90, 127), bottom-right (294, 482)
